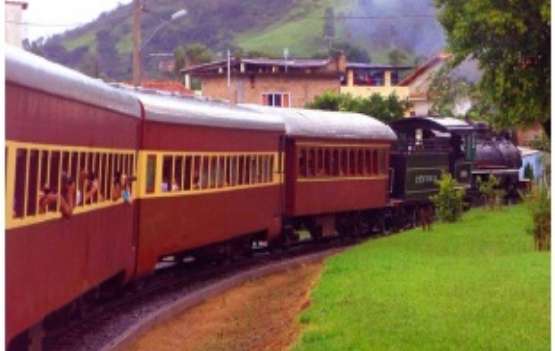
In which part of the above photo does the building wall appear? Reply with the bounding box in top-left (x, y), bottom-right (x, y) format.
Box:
top-left (199, 74), bottom-right (340, 107)
top-left (340, 69), bottom-right (410, 100)
top-left (5, 2), bottom-right (26, 47)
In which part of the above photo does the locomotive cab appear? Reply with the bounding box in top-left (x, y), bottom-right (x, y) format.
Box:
top-left (389, 117), bottom-right (476, 202)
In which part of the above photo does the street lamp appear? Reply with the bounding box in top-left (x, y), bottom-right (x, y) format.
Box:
top-left (132, 3), bottom-right (187, 86)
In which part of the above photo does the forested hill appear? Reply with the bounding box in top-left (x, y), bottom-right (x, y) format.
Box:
top-left (33, 0), bottom-right (445, 81)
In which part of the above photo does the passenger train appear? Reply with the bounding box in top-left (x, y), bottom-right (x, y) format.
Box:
top-left (5, 46), bottom-right (519, 349)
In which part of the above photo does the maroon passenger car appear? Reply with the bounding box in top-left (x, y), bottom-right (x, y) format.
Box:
top-left (128, 92), bottom-right (285, 276)
top-left (6, 46), bottom-right (142, 345)
top-left (244, 105), bottom-right (397, 238)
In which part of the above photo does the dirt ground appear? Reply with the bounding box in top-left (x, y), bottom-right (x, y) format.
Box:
top-left (123, 261), bottom-right (323, 351)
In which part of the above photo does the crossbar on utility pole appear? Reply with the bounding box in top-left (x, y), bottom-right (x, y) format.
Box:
top-left (132, 0), bottom-right (142, 86)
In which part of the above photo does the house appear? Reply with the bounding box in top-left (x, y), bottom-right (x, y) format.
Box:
top-left (5, 0), bottom-right (28, 47)
top-left (397, 52), bottom-right (452, 116)
top-left (340, 63), bottom-right (413, 101)
top-left (181, 55), bottom-right (346, 107)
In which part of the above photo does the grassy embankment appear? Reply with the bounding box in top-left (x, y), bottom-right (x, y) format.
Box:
top-left (293, 205), bottom-right (550, 351)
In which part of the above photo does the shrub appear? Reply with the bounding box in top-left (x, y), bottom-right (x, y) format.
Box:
top-left (430, 173), bottom-right (465, 222)
top-left (477, 176), bottom-right (501, 209)
top-left (526, 182), bottom-right (550, 251)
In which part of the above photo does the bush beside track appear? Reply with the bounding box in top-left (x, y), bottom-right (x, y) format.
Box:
top-left (293, 205), bottom-right (550, 351)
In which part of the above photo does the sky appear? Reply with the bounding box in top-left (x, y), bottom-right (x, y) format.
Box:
top-left (22, 0), bottom-right (132, 41)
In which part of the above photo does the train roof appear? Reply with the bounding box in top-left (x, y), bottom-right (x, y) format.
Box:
top-left (5, 45), bottom-right (142, 118)
top-left (240, 105), bottom-right (397, 141)
top-left (390, 116), bottom-right (475, 134)
top-left (124, 89), bottom-right (285, 132)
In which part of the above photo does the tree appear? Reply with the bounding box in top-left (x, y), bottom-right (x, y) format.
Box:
top-left (329, 41), bottom-right (371, 63)
top-left (388, 48), bottom-right (408, 66)
top-left (174, 43), bottom-right (214, 76)
top-left (434, 0), bottom-right (550, 136)
top-left (306, 92), bottom-right (408, 124)
top-left (429, 66), bottom-right (474, 117)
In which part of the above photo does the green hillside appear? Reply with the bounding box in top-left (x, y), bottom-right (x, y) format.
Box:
top-left (35, 0), bottom-right (441, 80)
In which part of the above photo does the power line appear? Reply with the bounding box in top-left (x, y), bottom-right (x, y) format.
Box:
top-left (5, 20), bottom-right (84, 28)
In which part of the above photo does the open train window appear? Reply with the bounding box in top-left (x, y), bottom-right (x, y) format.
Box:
top-left (49, 151), bottom-right (60, 211)
top-left (162, 155), bottom-right (172, 192)
top-left (25, 149), bottom-right (39, 217)
top-left (373, 150), bottom-right (378, 175)
top-left (339, 149), bottom-right (347, 176)
top-left (331, 149), bottom-right (338, 176)
top-left (230, 156), bottom-right (238, 186)
top-left (307, 149), bottom-right (316, 177)
top-left (238, 156), bottom-right (245, 185)
top-left (183, 156), bottom-right (192, 190)
top-left (323, 149), bottom-right (330, 176)
top-left (349, 149), bottom-right (356, 175)
top-left (316, 149), bottom-right (324, 176)
top-left (298, 148), bottom-right (307, 178)
top-left (199, 156), bottom-right (208, 189)
top-left (357, 149), bottom-right (364, 175)
top-left (192, 156), bottom-right (201, 190)
top-left (250, 155), bottom-right (257, 184)
top-left (145, 154), bottom-right (156, 194)
top-left (365, 149), bottom-right (372, 175)
top-left (217, 156), bottom-right (225, 188)
top-left (257, 155), bottom-right (264, 184)
top-left (380, 150), bottom-right (387, 175)
top-left (13, 148), bottom-right (28, 218)
top-left (269, 155), bottom-right (275, 183)
top-left (174, 156), bottom-right (183, 191)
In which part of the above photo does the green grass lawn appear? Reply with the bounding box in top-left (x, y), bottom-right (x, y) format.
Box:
top-left (293, 205), bottom-right (550, 351)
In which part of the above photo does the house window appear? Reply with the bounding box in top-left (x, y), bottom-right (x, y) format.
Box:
top-left (262, 93), bottom-right (290, 107)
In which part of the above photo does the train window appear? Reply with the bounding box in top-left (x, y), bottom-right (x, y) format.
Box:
top-left (200, 156), bottom-right (208, 189)
top-left (218, 156), bottom-right (225, 188)
top-left (318, 149), bottom-right (323, 176)
top-left (13, 148), bottom-right (27, 218)
top-left (256, 155), bottom-right (266, 184)
top-left (224, 156), bottom-right (231, 187)
top-left (269, 155), bottom-right (275, 183)
top-left (107, 154), bottom-right (114, 200)
top-left (207, 156), bottom-right (215, 189)
top-left (324, 149), bottom-right (330, 176)
top-left (146, 154), bottom-right (156, 194)
top-left (341, 149), bottom-right (348, 176)
top-left (230, 156), bottom-right (237, 186)
top-left (100, 153), bottom-right (107, 201)
top-left (373, 150), bottom-right (378, 175)
top-left (49, 151), bottom-right (61, 211)
top-left (25, 149), bottom-right (39, 217)
top-left (174, 156), bottom-right (183, 192)
top-left (349, 149), bottom-right (356, 175)
top-left (331, 149), bottom-right (338, 176)
top-left (192, 156), bottom-right (201, 190)
top-left (307, 149), bottom-right (316, 177)
top-left (298, 148), bottom-right (307, 178)
top-left (183, 156), bottom-right (192, 190)
top-left (365, 149), bottom-right (372, 175)
top-left (243, 155), bottom-right (250, 184)
top-left (250, 155), bottom-right (256, 184)
top-left (357, 149), bottom-right (364, 175)
top-left (238, 156), bottom-right (245, 185)
top-left (162, 156), bottom-right (172, 192)
top-left (380, 150), bottom-right (387, 175)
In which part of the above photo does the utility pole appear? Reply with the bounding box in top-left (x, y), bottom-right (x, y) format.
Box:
top-left (132, 0), bottom-right (142, 86)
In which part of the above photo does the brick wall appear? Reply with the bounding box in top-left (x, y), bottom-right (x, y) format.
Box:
top-left (200, 74), bottom-right (340, 107)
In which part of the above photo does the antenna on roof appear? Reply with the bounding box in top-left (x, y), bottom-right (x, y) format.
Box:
top-left (284, 48), bottom-right (289, 72)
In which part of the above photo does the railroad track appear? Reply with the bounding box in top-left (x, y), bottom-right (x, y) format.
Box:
top-left (41, 235), bottom-right (372, 351)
